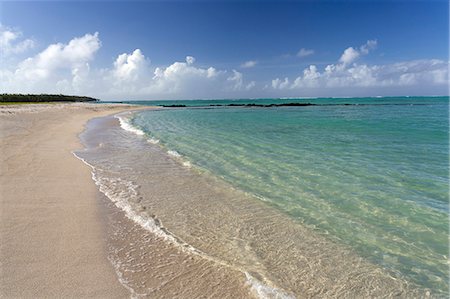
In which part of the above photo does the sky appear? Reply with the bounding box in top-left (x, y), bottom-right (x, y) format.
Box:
top-left (0, 0), bottom-right (448, 100)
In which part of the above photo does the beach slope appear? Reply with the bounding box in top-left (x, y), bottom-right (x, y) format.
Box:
top-left (0, 103), bottom-right (146, 298)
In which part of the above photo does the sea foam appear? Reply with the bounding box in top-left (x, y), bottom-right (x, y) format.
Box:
top-left (116, 113), bottom-right (163, 146)
top-left (167, 150), bottom-right (182, 158)
top-left (245, 273), bottom-right (295, 299)
top-left (73, 152), bottom-right (199, 253)
top-left (115, 113), bottom-right (145, 136)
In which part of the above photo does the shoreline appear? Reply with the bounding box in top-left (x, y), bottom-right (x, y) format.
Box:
top-left (0, 102), bottom-right (441, 298)
top-left (0, 103), bottom-right (151, 297)
top-left (77, 109), bottom-right (432, 298)
top-left (76, 114), bottom-right (257, 298)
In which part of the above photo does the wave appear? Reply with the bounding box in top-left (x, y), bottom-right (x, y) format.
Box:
top-left (167, 150), bottom-right (181, 158)
top-left (167, 150), bottom-right (192, 167)
top-left (115, 113), bottom-right (145, 136)
top-left (116, 112), bottom-right (164, 149)
top-left (117, 113), bottom-right (192, 168)
top-left (147, 137), bottom-right (160, 144)
top-left (182, 161), bottom-right (192, 167)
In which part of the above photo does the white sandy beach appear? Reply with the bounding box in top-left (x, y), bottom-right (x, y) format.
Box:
top-left (0, 103), bottom-right (148, 298)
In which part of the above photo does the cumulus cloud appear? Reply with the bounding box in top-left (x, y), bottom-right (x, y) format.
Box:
top-left (1, 32), bottom-right (101, 94)
top-left (227, 70), bottom-right (244, 90)
top-left (274, 59), bottom-right (448, 90)
top-left (17, 32), bottom-right (100, 81)
top-left (297, 48), bottom-right (314, 58)
top-left (227, 70), bottom-right (256, 91)
top-left (339, 39), bottom-right (377, 66)
top-left (272, 39), bottom-right (448, 95)
top-left (360, 39), bottom-right (377, 55)
top-left (113, 49), bottom-right (148, 81)
top-left (1, 28), bottom-right (257, 99)
top-left (339, 47), bottom-right (360, 65)
top-left (272, 77), bottom-right (290, 89)
top-left (241, 60), bottom-right (258, 68)
top-left (149, 60), bottom-right (255, 97)
top-left (0, 24), bottom-right (35, 56)
top-left (149, 57), bottom-right (222, 96)
top-left (1, 29), bottom-right (447, 99)
top-left (186, 56), bottom-right (195, 65)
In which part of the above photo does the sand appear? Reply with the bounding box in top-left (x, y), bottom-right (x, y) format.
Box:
top-left (0, 103), bottom-right (149, 298)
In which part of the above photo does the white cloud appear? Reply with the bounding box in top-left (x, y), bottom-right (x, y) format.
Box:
top-left (292, 65), bottom-right (320, 88)
top-left (148, 60), bottom-right (255, 97)
top-left (246, 81), bottom-right (256, 90)
top-left (339, 47), bottom-right (360, 65)
top-left (113, 49), bottom-right (148, 81)
top-left (1, 30), bottom-right (447, 99)
top-left (0, 24), bottom-right (35, 56)
top-left (360, 39), bottom-right (377, 55)
top-left (227, 70), bottom-right (256, 91)
top-left (271, 40), bottom-right (448, 95)
top-left (339, 40), bottom-right (377, 66)
top-left (0, 28), bottom-right (258, 99)
top-left (241, 60), bottom-right (258, 68)
top-left (227, 70), bottom-right (244, 90)
top-left (186, 56), bottom-right (195, 65)
top-left (150, 57), bottom-right (221, 96)
top-left (272, 77), bottom-right (290, 89)
top-left (297, 48), bottom-right (314, 58)
top-left (273, 58), bottom-right (448, 91)
top-left (2, 32), bottom-right (101, 94)
top-left (16, 32), bottom-right (100, 81)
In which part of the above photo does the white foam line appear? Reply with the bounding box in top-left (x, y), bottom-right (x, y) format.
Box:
top-left (73, 152), bottom-right (145, 297)
top-left (147, 138), bottom-right (160, 144)
top-left (167, 150), bottom-right (182, 158)
top-left (245, 273), bottom-right (295, 299)
top-left (182, 161), bottom-right (192, 168)
top-left (167, 150), bottom-right (194, 168)
top-left (115, 112), bottom-right (196, 170)
top-left (116, 112), bottom-right (163, 146)
top-left (115, 113), bottom-right (145, 136)
top-left (73, 152), bottom-right (193, 250)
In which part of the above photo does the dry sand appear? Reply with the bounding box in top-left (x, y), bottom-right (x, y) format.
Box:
top-left (0, 103), bottom-right (149, 298)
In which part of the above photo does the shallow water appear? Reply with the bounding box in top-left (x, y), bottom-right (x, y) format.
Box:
top-left (128, 96), bottom-right (448, 295)
top-left (74, 97), bottom-right (448, 297)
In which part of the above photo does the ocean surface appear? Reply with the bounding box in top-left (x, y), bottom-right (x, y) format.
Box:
top-left (80, 96), bottom-right (448, 297)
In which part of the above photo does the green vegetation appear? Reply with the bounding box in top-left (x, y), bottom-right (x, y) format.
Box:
top-left (0, 94), bottom-right (99, 103)
top-left (0, 102), bottom-right (60, 106)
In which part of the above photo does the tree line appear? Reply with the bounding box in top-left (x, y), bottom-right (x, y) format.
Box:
top-left (0, 94), bottom-right (99, 103)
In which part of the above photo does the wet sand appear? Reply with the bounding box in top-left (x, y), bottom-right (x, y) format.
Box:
top-left (0, 103), bottom-right (149, 298)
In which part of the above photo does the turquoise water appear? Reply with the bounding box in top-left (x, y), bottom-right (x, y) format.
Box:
top-left (131, 96), bottom-right (449, 294)
top-left (116, 96), bottom-right (447, 107)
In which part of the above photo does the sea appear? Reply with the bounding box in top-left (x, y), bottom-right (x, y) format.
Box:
top-left (76, 96), bottom-right (448, 298)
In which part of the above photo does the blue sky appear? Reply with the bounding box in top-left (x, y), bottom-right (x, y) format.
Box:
top-left (1, 1), bottom-right (448, 100)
